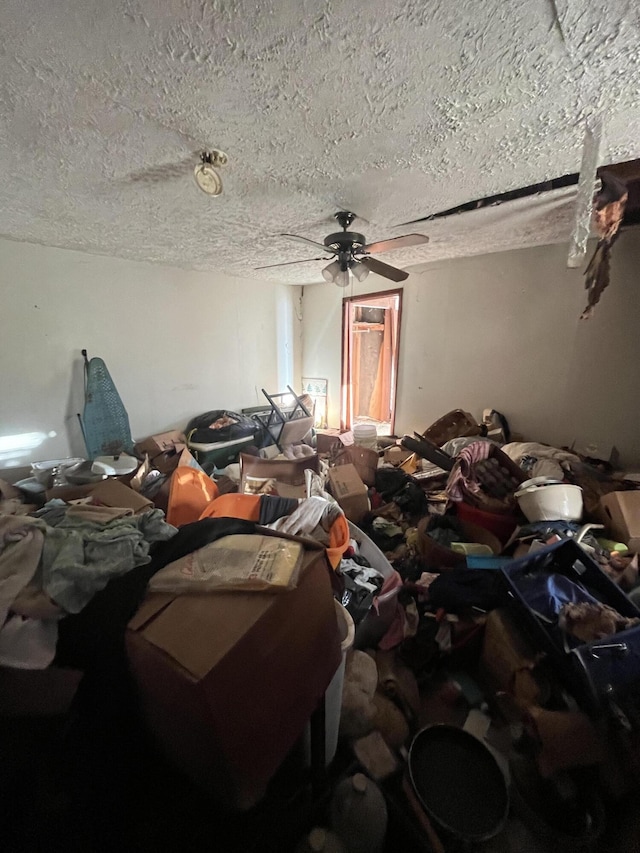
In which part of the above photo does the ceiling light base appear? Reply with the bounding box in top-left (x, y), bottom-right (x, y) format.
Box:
top-left (194, 149), bottom-right (228, 196)
top-left (335, 210), bottom-right (357, 230)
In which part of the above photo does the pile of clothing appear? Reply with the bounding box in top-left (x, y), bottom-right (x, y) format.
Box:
top-left (0, 504), bottom-right (176, 669)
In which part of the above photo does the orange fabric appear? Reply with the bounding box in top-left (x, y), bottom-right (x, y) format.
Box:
top-left (326, 513), bottom-right (350, 569)
top-left (200, 494), bottom-right (348, 569)
top-left (342, 300), bottom-right (354, 430)
top-left (369, 309), bottom-right (394, 422)
top-left (199, 493), bottom-right (261, 522)
top-left (166, 468), bottom-right (219, 527)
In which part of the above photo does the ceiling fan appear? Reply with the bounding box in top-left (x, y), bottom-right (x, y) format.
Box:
top-left (256, 211), bottom-right (429, 285)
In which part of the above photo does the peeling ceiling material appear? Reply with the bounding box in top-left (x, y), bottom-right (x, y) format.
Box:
top-left (0, 0), bottom-right (639, 283)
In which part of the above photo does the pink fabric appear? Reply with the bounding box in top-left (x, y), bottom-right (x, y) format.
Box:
top-left (416, 572), bottom-right (439, 592)
top-left (376, 570), bottom-right (405, 650)
top-left (445, 440), bottom-right (492, 503)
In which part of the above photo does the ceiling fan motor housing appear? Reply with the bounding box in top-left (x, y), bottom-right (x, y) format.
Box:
top-left (324, 231), bottom-right (366, 271)
top-left (324, 231), bottom-right (366, 251)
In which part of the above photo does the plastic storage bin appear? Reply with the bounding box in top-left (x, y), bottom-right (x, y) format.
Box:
top-left (187, 435), bottom-right (256, 472)
top-left (305, 600), bottom-right (355, 766)
top-left (348, 521), bottom-right (399, 649)
top-left (501, 539), bottom-right (640, 714)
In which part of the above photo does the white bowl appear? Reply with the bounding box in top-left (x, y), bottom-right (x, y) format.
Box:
top-left (515, 483), bottom-right (583, 522)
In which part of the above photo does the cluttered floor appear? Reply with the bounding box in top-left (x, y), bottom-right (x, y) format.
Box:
top-left (2, 400), bottom-right (640, 853)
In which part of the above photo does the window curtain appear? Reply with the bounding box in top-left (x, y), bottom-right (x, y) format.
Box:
top-left (368, 308), bottom-right (394, 422)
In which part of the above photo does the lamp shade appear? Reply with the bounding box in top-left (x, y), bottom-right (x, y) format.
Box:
top-left (322, 260), bottom-right (342, 282)
top-left (351, 261), bottom-right (370, 282)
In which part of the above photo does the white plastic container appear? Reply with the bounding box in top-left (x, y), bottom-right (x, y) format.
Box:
top-left (347, 521), bottom-right (398, 649)
top-left (515, 480), bottom-right (583, 522)
top-left (295, 828), bottom-right (346, 853)
top-left (305, 600), bottom-right (355, 766)
top-left (330, 773), bottom-right (388, 853)
top-left (353, 424), bottom-right (377, 450)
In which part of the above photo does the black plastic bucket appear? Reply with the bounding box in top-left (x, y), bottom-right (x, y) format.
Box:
top-left (408, 725), bottom-right (509, 844)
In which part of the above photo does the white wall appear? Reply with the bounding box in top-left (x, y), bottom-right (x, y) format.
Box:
top-left (0, 237), bottom-right (301, 469)
top-left (301, 230), bottom-right (640, 466)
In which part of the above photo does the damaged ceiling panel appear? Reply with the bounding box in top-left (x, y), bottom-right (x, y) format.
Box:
top-left (0, 0), bottom-right (639, 282)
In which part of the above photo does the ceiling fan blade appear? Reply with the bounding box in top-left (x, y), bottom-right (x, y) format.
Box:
top-left (361, 233), bottom-right (429, 254)
top-left (281, 234), bottom-right (337, 253)
top-left (254, 257), bottom-right (329, 270)
top-left (360, 256), bottom-right (409, 282)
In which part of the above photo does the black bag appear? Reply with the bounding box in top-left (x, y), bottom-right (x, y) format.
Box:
top-left (186, 410), bottom-right (256, 445)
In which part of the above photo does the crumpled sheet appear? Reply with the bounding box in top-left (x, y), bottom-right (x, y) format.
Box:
top-left (0, 507), bottom-right (177, 669)
top-left (2, 509), bottom-right (176, 618)
top-left (501, 442), bottom-right (579, 482)
top-left (0, 515), bottom-right (44, 626)
top-left (264, 495), bottom-right (341, 546)
top-left (42, 509), bottom-right (176, 613)
top-left (0, 615), bottom-right (58, 669)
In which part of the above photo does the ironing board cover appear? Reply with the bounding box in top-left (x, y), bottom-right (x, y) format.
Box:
top-left (82, 357), bottom-right (133, 459)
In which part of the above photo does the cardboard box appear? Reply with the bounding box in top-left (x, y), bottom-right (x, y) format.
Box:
top-left (134, 430), bottom-right (185, 461)
top-left (600, 491), bottom-right (640, 552)
top-left (315, 429), bottom-right (347, 455)
top-left (383, 446), bottom-right (414, 466)
top-left (150, 449), bottom-right (183, 475)
top-left (328, 463), bottom-right (369, 523)
top-left (479, 608), bottom-right (541, 708)
top-left (46, 478), bottom-right (153, 514)
top-left (91, 479), bottom-right (153, 514)
top-left (126, 548), bottom-right (341, 810)
top-left (240, 453), bottom-right (319, 500)
top-left (334, 446), bottom-right (379, 488)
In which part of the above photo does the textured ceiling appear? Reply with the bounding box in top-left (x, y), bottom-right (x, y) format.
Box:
top-left (0, 0), bottom-right (639, 283)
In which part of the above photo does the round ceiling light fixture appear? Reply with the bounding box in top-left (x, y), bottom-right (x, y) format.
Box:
top-left (194, 149), bottom-right (228, 196)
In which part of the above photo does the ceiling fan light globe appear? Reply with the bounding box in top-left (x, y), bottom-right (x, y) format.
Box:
top-left (322, 260), bottom-right (341, 282)
top-left (335, 269), bottom-right (350, 288)
top-left (352, 261), bottom-right (370, 282)
top-left (194, 163), bottom-right (223, 196)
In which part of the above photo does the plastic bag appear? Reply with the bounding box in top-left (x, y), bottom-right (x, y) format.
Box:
top-left (149, 534), bottom-right (303, 593)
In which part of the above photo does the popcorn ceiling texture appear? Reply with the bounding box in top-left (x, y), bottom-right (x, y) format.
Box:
top-left (0, 0), bottom-right (638, 282)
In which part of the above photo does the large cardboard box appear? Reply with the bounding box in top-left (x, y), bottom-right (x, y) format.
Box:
top-left (600, 491), bottom-right (640, 552)
top-left (240, 453), bottom-right (319, 499)
top-left (479, 608), bottom-right (541, 708)
top-left (45, 478), bottom-right (153, 513)
top-left (126, 548), bottom-right (341, 810)
top-left (315, 429), bottom-right (343, 455)
top-left (327, 464), bottom-right (369, 523)
top-left (134, 429), bottom-right (185, 461)
top-left (334, 446), bottom-right (379, 487)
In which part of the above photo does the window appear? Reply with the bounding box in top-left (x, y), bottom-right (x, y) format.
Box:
top-left (341, 289), bottom-right (402, 434)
